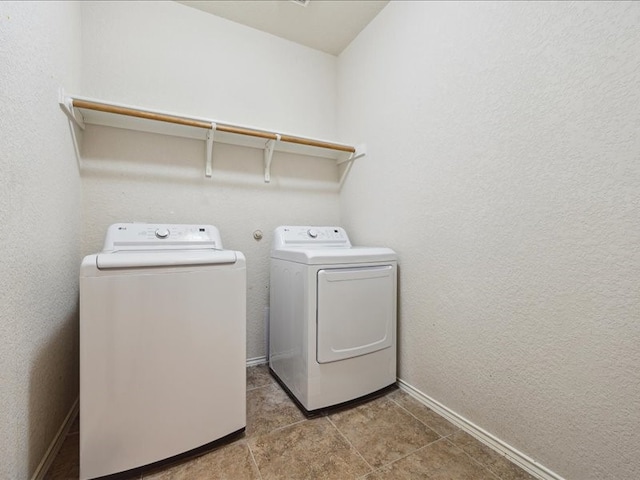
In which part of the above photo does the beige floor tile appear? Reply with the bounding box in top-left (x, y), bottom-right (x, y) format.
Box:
top-left (143, 441), bottom-right (259, 480)
top-left (448, 430), bottom-right (536, 480)
top-left (364, 438), bottom-right (497, 480)
top-left (329, 396), bottom-right (441, 469)
top-left (246, 383), bottom-right (305, 436)
top-left (249, 417), bottom-right (371, 480)
top-left (246, 364), bottom-right (275, 391)
top-left (388, 390), bottom-right (459, 437)
top-left (45, 367), bottom-right (539, 480)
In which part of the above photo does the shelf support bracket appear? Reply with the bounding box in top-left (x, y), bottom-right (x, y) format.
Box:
top-left (336, 143), bottom-right (366, 166)
top-left (264, 134), bottom-right (280, 183)
top-left (58, 88), bottom-right (85, 130)
top-left (206, 123), bottom-right (216, 178)
top-left (338, 144), bottom-right (366, 189)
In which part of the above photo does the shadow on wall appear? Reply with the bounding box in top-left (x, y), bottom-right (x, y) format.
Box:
top-left (396, 264), bottom-right (403, 375)
top-left (28, 303), bottom-right (79, 476)
top-left (77, 125), bottom-right (341, 192)
top-left (63, 117), bottom-right (84, 175)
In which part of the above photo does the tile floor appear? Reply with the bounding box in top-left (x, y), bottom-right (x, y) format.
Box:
top-left (45, 365), bottom-right (537, 480)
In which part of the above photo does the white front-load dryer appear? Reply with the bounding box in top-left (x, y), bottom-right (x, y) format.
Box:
top-left (269, 226), bottom-right (397, 414)
top-left (80, 223), bottom-right (246, 480)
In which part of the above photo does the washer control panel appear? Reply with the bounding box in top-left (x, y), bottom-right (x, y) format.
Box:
top-left (102, 223), bottom-right (224, 252)
top-left (274, 226), bottom-right (351, 248)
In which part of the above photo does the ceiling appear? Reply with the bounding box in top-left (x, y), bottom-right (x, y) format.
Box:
top-left (177, 0), bottom-right (389, 56)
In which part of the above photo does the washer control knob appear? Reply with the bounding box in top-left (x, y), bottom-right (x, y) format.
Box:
top-left (155, 228), bottom-right (170, 239)
top-left (307, 228), bottom-right (318, 239)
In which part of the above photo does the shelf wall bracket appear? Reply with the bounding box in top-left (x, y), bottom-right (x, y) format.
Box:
top-left (336, 143), bottom-right (366, 165)
top-left (206, 123), bottom-right (216, 177)
top-left (264, 134), bottom-right (280, 183)
top-left (338, 144), bottom-right (366, 189)
top-left (58, 89), bottom-right (85, 130)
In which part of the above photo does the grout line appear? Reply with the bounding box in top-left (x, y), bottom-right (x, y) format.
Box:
top-left (325, 416), bottom-right (375, 474)
top-left (440, 435), bottom-right (504, 480)
top-left (246, 378), bottom-right (308, 438)
top-left (246, 381), bottom-right (276, 392)
top-left (276, 417), bottom-right (308, 432)
top-left (386, 394), bottom-right (443, 439)
top-left (444, 427), bottom-right (535, 479)
top-left (246, 374), bottom-right (279, 395)
top-left (470, 453), bottom-right (510, 480)
top-left (255, 417), bottom-right (309, 438)
top-left (328, 393), bottom-right (451, 476)
top-left (245, 441), bottom-right (264, 480)
top-left (368, 436), bottom-right (449, 474)
top-left (371, 436), bottom-right (502, 480)
top-left (387, 397), bottom-right (528, 480)
top-left (459, 448), bottom-right (503, 480)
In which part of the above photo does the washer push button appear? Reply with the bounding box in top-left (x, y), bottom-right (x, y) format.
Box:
top-left (155, 228), bottom-right (170, 239)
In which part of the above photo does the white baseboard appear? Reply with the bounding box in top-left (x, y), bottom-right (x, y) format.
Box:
top-left (397, 379), bottom-right (564, 480)
top-left (246, 355), bottom-right (268, 367)
top-left (31, 397), bottom-right (79, 480)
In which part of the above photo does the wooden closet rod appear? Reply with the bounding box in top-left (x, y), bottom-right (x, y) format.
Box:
top-left (72, 99), bottom-right (355, 153)
top-left (72, 99), bottom-right (210, 129)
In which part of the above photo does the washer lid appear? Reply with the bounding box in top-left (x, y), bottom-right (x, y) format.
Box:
top-left (271, 246), bottom-right (396, 264)
top-left (96, 249), bottom-right (237, 270)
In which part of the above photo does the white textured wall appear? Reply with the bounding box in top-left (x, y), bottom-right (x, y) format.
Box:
top-left (338, 2), bottom-right (640, 479)
top-left (0, 2), bottom-right (82, 478)
top-left (79, 1), bottom-right (341, 359)
top-left (80, 1), bottom-right (337, 140)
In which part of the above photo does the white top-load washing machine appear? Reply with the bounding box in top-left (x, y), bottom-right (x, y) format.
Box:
top-left (269, 226), bottom-right (397, 414)
top-left (80, 223), bottom-right (246, 480)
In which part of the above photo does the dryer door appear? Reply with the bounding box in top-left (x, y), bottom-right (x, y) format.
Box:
top-left (317, 265), bottom-right (395, 363)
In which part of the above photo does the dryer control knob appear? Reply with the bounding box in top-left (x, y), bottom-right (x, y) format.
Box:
top-left (155, 228), bottom-right (170, 239)
top-left (307, 228), bottom-right (318, 238)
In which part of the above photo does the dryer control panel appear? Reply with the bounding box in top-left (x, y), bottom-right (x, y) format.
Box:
top-left (102, 223), bottom-right (223, 252)
top-left (273, 226), bottom-right (351, 248)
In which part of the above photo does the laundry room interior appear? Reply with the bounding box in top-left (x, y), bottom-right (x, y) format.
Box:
top-left (1, 1), bottom-right (639, 480)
